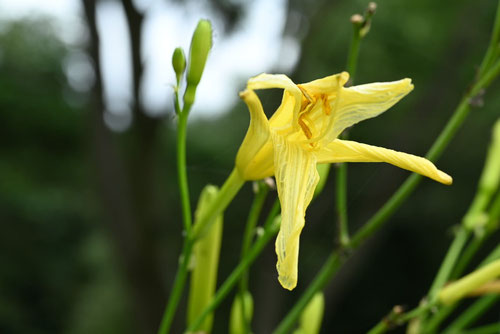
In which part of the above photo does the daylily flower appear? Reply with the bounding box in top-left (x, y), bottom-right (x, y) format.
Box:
top-left (236, 72), bottom-right (452, 290)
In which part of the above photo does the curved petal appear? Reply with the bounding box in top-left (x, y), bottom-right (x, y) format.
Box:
top-left (323, 79), bottom-right (414, 143)
top-left (247, 73), bottom-right (303, 132)
top-left (299, 71), bottom-right (349, 95)
top-left (316, 139), bottom-right (452, 185)
top-left (272, 132), bottom-right (320, 290)
top-left (235, 90), bottom-right (273, 180)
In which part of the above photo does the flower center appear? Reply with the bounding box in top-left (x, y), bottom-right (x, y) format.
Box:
top-left (297, 85), bottom-right (331, 145)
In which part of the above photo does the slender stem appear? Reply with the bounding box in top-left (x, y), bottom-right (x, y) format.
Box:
top-left (336, 163), bottom-right (350, 246)
top-left (334, 12), bottom-right (366, 248)
top-left (177, 110), bottom-right (192, 233)
top-left (158, 169), bottom-right (245, 334)
top-left (459, 322), bottom-right (500, 334)
top-left (443, 295), bottom-right (499, 333)
top-left (366, 303), bottom-right (434, 334)
top-left (158, 237), bottom-right (194, 334)
top-left (478, 0), bottom-right (500, 77)
top-left (240, 184), bottom-right (269, 293)
top-left (428, 227), bottom-right (471, 302)
top-left (451, 236), bottom-right (486, 279)
top-left (188, 202), bottom-right (281, 333)
top-left (238, 184), bottom-right (269, 333)
top-left (346, 24), bottom-right (362, 81)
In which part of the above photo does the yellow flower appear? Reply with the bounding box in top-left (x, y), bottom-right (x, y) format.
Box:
top-left (236, 72), bottom-right (452, 290)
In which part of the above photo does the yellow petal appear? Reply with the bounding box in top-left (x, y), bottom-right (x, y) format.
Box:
top-left (235, 90), bottom-right (274, 180)
top-left (315, 139), bottom-right (452, 185)
top-left (299, 71), bottom-right (349, 95)
top-left (272, 132), bottom-right (320, 290)
top-left (324, 79), bottom-right (414, 143)
top-left (247, 73), bottom-right (303, 132)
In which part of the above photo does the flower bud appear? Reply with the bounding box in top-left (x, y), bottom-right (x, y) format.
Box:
top-left (439, 259), bottom-right (500, 305)
top-left (229, 291), bottom-right (254, 334)
top-left (184, 19), bottom-right (212, 108)
top-left (294, 292), bottom-right (325, 334)
top-left (172, 47), bottom-right (186, 84)
top-left (186, 185), bottom-right (223, 333)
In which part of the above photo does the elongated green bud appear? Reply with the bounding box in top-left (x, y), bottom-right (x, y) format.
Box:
top-left (464, 119), bottom-right (500, 230)
top-left (479, 119), bottom-right (500, 196)
top-left (229, 291), bottom-right (254, 334)
top-left (293, 292), bottom-right (325, 334)
top-left (172, 47), bottom-right (186, 84)
top-left (186, 185), bottom-right (223, 333)
top-left (439, 259), bottom-right (500, 305)
top-left (184, 19), bottom-right (212, 108)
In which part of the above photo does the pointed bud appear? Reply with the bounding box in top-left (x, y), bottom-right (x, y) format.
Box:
top-left (184, 19), bottom-right (213, 108)
top-left (186, 185), bottom-right (223, 333)
top-left (439, 259), bottom-right (500, 305)
top-left (229, 291), bottom-right (254, 334)
top-left (172, 47), bottom-right (186, 84)
top-left (293, 292), bottom-right (325, 334)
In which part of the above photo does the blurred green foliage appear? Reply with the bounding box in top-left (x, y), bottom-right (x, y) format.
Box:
top-left (1, 0), bottom-right (499, 333)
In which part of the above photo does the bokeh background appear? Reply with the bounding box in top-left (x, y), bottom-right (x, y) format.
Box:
top-left (0, 0), bottom-right (499, 333)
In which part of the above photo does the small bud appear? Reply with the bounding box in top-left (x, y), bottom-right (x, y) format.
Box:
top-left (294, 292), bottom-right (325, 334)
top-left (367, 2), bottom-right (377, 14)
top-left (184, 19), bottom-right (213, 108)
top-left (350, 14), bottom-right (363, 25)
top-left (229, 291), bottom-right (254, 334)
top-left (172, 47), bottom-right (186, 84)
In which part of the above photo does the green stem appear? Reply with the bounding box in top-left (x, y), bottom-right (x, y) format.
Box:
top-left (459, 322), bottom-right (500, 334)
top-left (335, 11), bottom-right (366, 249)
top-left (478, 0), bottom-right (500, 77)
top-left (336, 163), bottom-right (350, 247)
top-left (238, 184), bottom-right (269, 333)
top-left (188, 201), bottom-right (281, 333)
top-left (451, 236), bottom-right (486, 279)
top-left (428, 227), bottom-right (471, 303)
top-left (443, 295), bottom-right (499, 333)
top-left (346, 24), bottom-right (362, 81)
top-left (177, 110), bottom-right (192, 234)
top-left (366, 303), bottom-right (434, 334)
top-left (158, 237), bottom-right (194, 334)
top-left (157, 169), bottom-right (245, 334)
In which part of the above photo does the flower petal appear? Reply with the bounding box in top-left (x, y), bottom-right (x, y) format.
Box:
top-left (324, 79), bottom-right (414, 143)
top-left (299, 71), bottom-right (349, 95)
top-left (272, 132), bottom-right (320, 290)
top-left (316, 139), bottom-right (452, 185)
top-left (236, 90), bottom-right (274, 180)
top-left (247, 73), bottom-right (303, 132)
